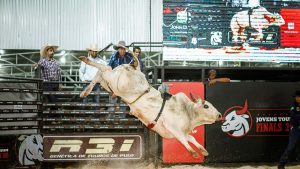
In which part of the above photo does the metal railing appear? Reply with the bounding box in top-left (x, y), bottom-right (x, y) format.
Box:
top-left (0, 42), bottom-right (164, 79)
top-left (0, 76), bottom-right (43, 135)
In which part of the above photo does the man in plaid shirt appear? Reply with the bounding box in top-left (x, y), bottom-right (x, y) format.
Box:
top-left (35, 44), bottom-right (62, 103)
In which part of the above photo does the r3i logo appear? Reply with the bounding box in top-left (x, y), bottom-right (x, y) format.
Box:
top-left (49, 138), bottom-right (134, 154)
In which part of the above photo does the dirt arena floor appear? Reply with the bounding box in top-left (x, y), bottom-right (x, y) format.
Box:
top-left (53, 161), bottom-right (300, 169)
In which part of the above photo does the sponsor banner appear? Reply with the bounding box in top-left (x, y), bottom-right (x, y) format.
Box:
top-left (43, 135), bottom-right (143, 161)
top-left (205, 82), bottom-right (300, 162)
top-left (163, 1), bottom-right (300, 62)
top-left (280, 9), bottom-right (300, 47)
top-left (0, 144), bottom-right (9, 161)
top-left (162, 82), bottom-right (205, 163)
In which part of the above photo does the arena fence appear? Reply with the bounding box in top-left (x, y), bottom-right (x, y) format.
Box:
top-left (2, 66), bottom-right (300, 168)
top-left (0, 77), bottom-right (152, 168)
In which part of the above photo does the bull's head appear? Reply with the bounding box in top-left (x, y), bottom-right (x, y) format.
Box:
top-left (190, 93), bottom-right (222, 124)
top-left (221, 100), bottom-right (250, 137)
top-left (18, 135), bottom-right (43, 165)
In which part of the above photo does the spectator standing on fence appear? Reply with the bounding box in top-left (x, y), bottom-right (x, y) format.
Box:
top-left (34, 44), bottom-right (62, 104)
top-left (79, 44), bottom-right (106, 104)
top-left (278, 91), bottom-right (300, 169)
top-left (107, 41), bottom-right (133, 112)
top-left (207, 69), bottom-right (230, 86)
top-left (133, 46), bottom-right (145, 72)
top-left (108, 41), bottom-right (133, 69)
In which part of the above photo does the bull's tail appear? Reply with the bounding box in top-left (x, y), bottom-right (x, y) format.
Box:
top-left (79, 56), bottom-right (111, 72)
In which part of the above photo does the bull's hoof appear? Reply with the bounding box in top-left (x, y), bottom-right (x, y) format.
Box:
top-left (201, 150), bottom-right (209, 156)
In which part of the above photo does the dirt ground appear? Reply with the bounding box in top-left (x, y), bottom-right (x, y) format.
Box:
top-left (53, 161), bottom-right (300, 169)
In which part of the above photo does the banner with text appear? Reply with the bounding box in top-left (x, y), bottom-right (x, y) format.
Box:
top-left (205, 82), bottom-right (300, 162)
top-left (43, 135), bottom-right (143, 161)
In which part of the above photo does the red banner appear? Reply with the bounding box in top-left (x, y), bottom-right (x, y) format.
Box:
top-left (162, 82), bottom-right (205, 163)
top-left (280, 9), bottom-right (300, 47)
top-left (0, 144), bottom-right (9, 161)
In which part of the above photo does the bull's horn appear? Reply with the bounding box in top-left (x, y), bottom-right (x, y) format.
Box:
top-left (79, 56), bottom-right (111, 71)
top-left (236, 99), bottom-right (248, 115)
top-left (128, 49), bottom-right (140, 70)
top-left (189, 93), bottom-right (197, 103)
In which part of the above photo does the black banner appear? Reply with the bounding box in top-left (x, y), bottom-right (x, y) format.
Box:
top-left (43, 135), bottom-right (144, 161)
top-left (205, 82), bottom-right (300, 162)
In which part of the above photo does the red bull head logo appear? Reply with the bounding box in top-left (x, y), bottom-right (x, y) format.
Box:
top-left (221, 100), bottom-right (253, 137)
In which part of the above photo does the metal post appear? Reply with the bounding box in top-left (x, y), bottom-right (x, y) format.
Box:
top-left (201, 68), bottom-right (205, 82)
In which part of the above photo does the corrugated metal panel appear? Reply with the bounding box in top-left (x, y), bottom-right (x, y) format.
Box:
top-left (151, 0), bottom-right (163, 42)
top-left (0, 0), bottom-right (163, 50)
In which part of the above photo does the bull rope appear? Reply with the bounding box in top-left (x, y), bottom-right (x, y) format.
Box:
top-left (147, 92), bottom-right (171, 129)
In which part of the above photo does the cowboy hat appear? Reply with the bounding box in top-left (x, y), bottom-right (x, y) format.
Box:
top-left (113, 41), bottom-right (127, 50)
top-left (86, 43), bottom-right (100, 52)
top-left (40, 44), bottom-right (59, 57)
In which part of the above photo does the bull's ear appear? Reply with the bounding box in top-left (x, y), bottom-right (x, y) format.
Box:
top-left (197, 96), bottom-right (203, 106)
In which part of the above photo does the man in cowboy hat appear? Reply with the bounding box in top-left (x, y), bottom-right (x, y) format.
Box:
top-left (79, 43), bottom-right (106, 104)
top-left (108, 40), bottom-right (133, 69)
top-left (107, 40), bottom-right (133, 112)
top-left (278, 90), bottom-right (300, 169)
top-left (35, 44), bottom-right (62, 104)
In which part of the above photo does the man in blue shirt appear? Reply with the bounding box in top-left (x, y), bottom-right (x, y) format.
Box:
top-left (108, 41), bottom-right (133, 69)
top-left (107, 41), bottom-right (133, 113)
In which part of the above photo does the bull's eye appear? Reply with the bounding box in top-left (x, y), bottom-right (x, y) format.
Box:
top-left (204, 104), bottom-right (209, 109)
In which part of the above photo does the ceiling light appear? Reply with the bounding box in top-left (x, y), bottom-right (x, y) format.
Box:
top-left (60, 57), bottom-right (66, 64)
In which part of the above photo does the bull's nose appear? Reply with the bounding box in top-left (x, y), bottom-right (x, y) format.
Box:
top-left (217, 114), bottom-right (223, 121)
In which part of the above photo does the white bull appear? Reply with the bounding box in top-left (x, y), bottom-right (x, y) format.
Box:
top-left (230, 7), bottom-right (285, 43)
top-left (79, 54), bottom-right (222, 158)
top-left (221, 100), bottom-right (250, 137)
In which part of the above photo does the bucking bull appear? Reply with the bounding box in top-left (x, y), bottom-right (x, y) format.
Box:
top-left (79, 53), bottom-right (222, 158)
top-left (231, 6), bottom-right (285, 43)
